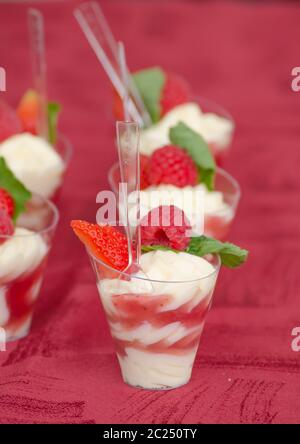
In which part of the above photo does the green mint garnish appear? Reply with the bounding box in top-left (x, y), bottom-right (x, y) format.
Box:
top-left (47, 101), bottom-right (61, 145)
top-left (0, 157), bottom-right (32, 222)
top-left (141, 236), bottom-right (248, 268)
top-left (169, 122), bottom-right (216, 190)
top-left (187, 236), bottom-right (248, 268)
top-left (133, 67), bottom-right (166, 124)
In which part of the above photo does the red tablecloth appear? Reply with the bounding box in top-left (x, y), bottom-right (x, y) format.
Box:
top-left (0, 0), bottom-right (300, 424)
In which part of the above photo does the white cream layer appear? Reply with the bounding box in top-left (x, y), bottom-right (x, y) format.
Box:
top-left (140, 102), bottom-right (233, 156)
top-left (0, 227), bottom-right (48, 282)
top-left (0, 133), bottom-right (64, 198)
top-left (127, 183), bottom-right (233, 235)
top-left (118, 348), bottom-right (197, 389)
top-left (99, 250), bottom-right (216, 313)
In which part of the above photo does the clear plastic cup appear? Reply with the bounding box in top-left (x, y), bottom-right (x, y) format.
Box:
top-left (88, 248), bottom-right (220, 390)
top-left (48, 133), bottom-right (73, 203)
top-left (0, 194), bottom-right (59, 341)
top-left (108, 162), bottom-right (240, 240)
top-left (195, 96), bottom-right (235, 166)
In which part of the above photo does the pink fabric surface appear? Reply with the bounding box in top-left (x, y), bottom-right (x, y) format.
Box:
top-left (0, 0), bottom-right (300, 424)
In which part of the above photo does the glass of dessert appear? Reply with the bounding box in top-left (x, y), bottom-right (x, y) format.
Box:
top-left (0, 90), bottom-right (72, 203)
top-left (0, 158), bottom-right (59, 341)
top-left (71, 205), bottom-right (248, 390)
top-left (113, 67), bottom-right (235, 165)
top-left (108, 122), bottom-right (240, 240)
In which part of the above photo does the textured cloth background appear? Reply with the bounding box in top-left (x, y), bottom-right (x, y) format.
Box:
top-left (0, 0), bottom-right (300, 424)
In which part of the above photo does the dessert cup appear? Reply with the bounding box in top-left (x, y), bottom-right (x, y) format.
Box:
top-left (114, 96), bottom-right (235, 166)
top-left (195, 96), bottom-right (235, 166)
top-left (0, 132), bottom-right (72, 204)
top-left (50, 134), bottom-right (73, 204)
top-left (88, 248), bottom-right (220, 390)
top-left (0, 194), bottom-right (59, 341)
top-left (108, 163), bottom-right (241, 240)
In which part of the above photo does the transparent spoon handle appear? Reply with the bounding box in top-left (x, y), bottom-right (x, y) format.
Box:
top-left (118, 42), bottom-right (130, 122)
top-left (28, 8), bottom-right (48, 139)
top-left (74, 1), bottom-right (151, 127)
top-left (116, 121), bottom-right (141, 266)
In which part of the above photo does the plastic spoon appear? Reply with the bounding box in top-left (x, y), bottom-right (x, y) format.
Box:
top-left (116, 121), bottom-right (141, 271)
top-left (74, 1), bottom-right (151, 127)
top-left (116, 121), bottom-right (154, 292)
top-left (118, 42), bottom-right (130, 122)
top-left (28, 8), bottom-right (48, 139)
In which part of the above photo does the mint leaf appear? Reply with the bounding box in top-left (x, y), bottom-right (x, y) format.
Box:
top-left (133, 67), bottom-right (165, 124)
top-left (48, 102), bottom-right (61, 145)
top-left (0, 157), bottom-right (31, 221)
top-left (141, 245), bottom-right (179, 254)
top-left (169, 122), bottom-right (216, 190)
top-left (187, 236), bottom-right (248, 268)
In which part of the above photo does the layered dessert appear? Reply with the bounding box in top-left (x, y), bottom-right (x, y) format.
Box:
top-left (0, 90), bottom-right (67, 200)
top-left (71, 205), bottom-right (248, 389)
top-left (99, 249), bottom-right (217, 389)
top-left (110, 122), bottom-right (240, 239)
top-left (113, 67), bottom-right (234, 164)
top-left (0, 227), bottom-right (48, 340)
top-left (0, 157), bottom-right (57, 341)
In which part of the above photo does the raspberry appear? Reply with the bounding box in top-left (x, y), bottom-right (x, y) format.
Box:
top-left (0, 209), bottom-right (14, 244)
top-left (0, 188), bottom-right (15, 218)
top-left (71, 220), bottom-right (129, 271)
top-left (140, 205), bottom-right (191, 251)
top-left (148, 145), bottom-right (198, 188)
top-left (160, 73), bottom-right (190, 117)
top-left (0, 100), bottom-right (21, 142)
top-left (140, 154), bottom-right (150, 189)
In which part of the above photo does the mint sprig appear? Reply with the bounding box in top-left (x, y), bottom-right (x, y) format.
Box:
top-left (187, 236), bottom-right (248, 268)
top-left (169, 122), bottom-right (216, 190)
top-left (47, 101), bottom-right (61, 145)
top-left (141, 236), bottom-right (248, 268)
top-left (0, 157), bottom-right (32, 221)
top-left (133, 67), bottom-right (166, 124)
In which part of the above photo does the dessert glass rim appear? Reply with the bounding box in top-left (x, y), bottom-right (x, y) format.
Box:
top-left (108, 162), bottom-right (241, 216)
top-left (192, 95), bottom-right (235, 129)
top-left (206, 166), bottom-right (241, 215)
top-left (87, 246), bottom-right (221, 284)
top-left (0, 192), bottom-right (59, 240)
top-left (56, 133), bottom-right (73, 167)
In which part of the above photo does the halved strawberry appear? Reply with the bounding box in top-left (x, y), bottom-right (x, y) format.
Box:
top-left (0, 209), bottom-right (14, 244)
top-left (0, 188), bottom-right (15, 218)
top-left (71, 220), bottom-right (129, 271)
top-left (17, 89), bottom-right (40, 134)
top-left (0, 99), bottom-right (22, 142)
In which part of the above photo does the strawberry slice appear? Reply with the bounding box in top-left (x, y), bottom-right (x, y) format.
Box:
top-left (0, 99), bottom-right (22, 142)
top-left (0, 209), bottom-right (14, 244)
top-left (17, 89), bottom-right (40, 135)
top-left (71, 220), bottom-right (129, 271)
top-left (0, 188), bottom-right (15, 218)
